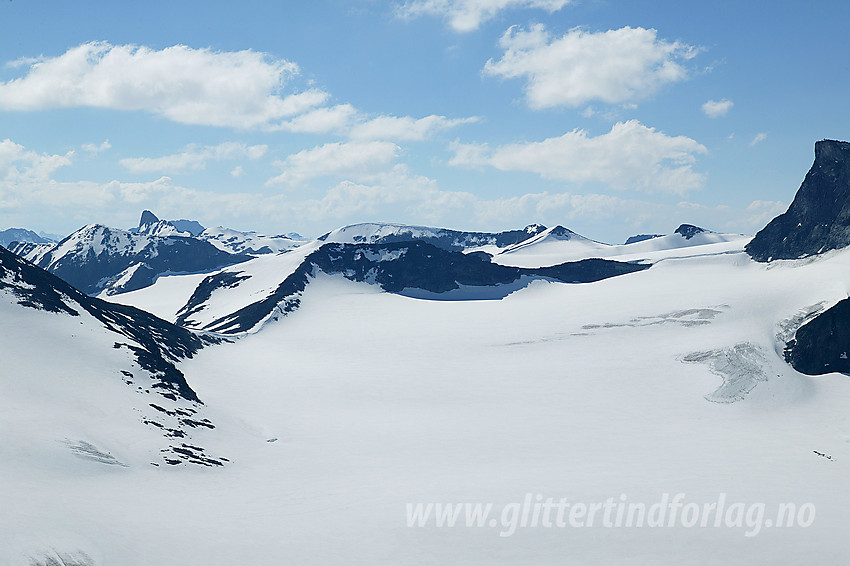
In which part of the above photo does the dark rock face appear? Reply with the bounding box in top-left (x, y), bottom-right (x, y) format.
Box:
top-left (785, 298), bottom-right (850, 375)
top-left (179, 241), bottom-right (651, 334)
top-left (0, 245), bottom-right (205, 402)
top-left (138, 210), bottom-right (160, 230)
top-left (746, 140), bottom-right (850, 262)
top-left (674, 224), bottom-right (706, 240)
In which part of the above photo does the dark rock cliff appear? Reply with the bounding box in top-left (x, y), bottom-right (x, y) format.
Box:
top-left (746, 140), bottom-right (850, 262)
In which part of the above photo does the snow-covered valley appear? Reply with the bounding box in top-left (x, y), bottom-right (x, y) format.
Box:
top-left (3, 242), bottom-right (850, 564)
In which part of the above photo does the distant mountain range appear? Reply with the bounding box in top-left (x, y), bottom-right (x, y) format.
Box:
top-left (4, 139), bottom-right (850, 375)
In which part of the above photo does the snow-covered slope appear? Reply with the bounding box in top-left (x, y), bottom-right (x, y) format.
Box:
top-left (490, 224), bottom-right (750, 267)
top-left (6, 240), bottom-right (55, 264)
top-left (0, 246), bottom-right (226, 471)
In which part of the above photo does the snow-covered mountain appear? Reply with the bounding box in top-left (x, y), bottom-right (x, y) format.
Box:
top-left (17, 223), bottom-right (251, 296)
top-left (199, 225), bottom-right (304, 255)
top-left (485, 223), bottom-right (750, 267)
top-left (319, 221), bottom-right (547, 250)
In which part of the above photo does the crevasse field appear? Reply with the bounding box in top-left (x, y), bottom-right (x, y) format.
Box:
top-left (3, 239), bottom-right (849, 564)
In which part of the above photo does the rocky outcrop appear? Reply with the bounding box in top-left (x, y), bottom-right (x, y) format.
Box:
top-left (746, 140), bottom-right (850, 262)
top-left (784, 298), bottom-right (850, 375)
top-left (675, 224), bottom-right (707, 240)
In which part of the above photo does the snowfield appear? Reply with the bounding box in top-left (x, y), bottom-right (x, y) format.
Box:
top-left (3, 240), bottom-right (850, 564)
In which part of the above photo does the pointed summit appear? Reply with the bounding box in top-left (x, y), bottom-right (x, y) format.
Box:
top-left (139, 210), bottom-right (159, 230)
top-left (746, 140), bottom-right (850, 261)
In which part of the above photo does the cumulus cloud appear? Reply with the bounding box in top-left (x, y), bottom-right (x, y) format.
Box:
top-left (349, 115), bottom-right (479, 141)
top-left (701, 99), bottom-right (733, 118)
top-left (81, 140), bottom-right (112, 154)
top-left (270, 104), bottom-right (360, 134)
top-left (484, 25), bottom-right (698, 109)
top-left (750, 133), bottom-right (767, 146)
top-left (1, 42), bottom-right (478, 141)
top-left (0, 42), bottom-right (327, 129)
top-left (266, 141), bottom-right (401, 186)
top-left (396, 0), bottom-right (572, 32)
top-left (120, 142), bottom-right (268, 174)
top-left (449, 120), bottom-right (708, 194)
top-left (0, 138), bottom-right (74, 186)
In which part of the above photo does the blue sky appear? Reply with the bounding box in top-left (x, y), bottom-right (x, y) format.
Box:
top-left (1, 0), bottom-right (848, 243)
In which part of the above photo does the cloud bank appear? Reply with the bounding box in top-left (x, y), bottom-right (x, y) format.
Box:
top-left (450, 120), bottom-right (708, 194)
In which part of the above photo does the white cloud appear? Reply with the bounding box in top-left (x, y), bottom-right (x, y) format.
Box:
top-left (484, 25), bottom-right (698, 109)
top-left (349, 114), bottom-right (478, 141)
top-left (701, 99), bottom-right (733, 118)
top-left (270, 104), bottom-right (360, 134)
top-left (396, 0), bottom-right (572, 32)
top-left (231, 166), bottom-right (246, 178)
top-left (450, 120), bottom-right (708, 194)
top-left (120, 142), bottom-right (268, 174)
top-left (0, 42), bottom-right (327, 129)
top-left (750, 133), bottom-right (768, 146)
top-left (0, 138), bottom-right (74, 185)
top-left (1, 42), bottom-right (478, 142)
top-left (744, 199), bottom-right (785, 227)
top-left (266, 141), bottom-right (401, 186)
top-left (81, 140), bottom-right (112, 154)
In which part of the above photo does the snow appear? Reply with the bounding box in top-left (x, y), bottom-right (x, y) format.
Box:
top-left (4, 240), bottom-right (850, 563)
top-left (46, 225), bottom-right (156, 269)
top-left (485, 227), bottom-right (752, 267)
top-left (321, 222), bottom-right (453, 244)
top-left (200, 226), bottom-right (303, 255)
top-left (102, 271), bottom-right (212, 322)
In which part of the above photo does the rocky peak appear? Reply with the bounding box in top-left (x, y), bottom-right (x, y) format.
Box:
top-left (139, 210), bottom-right (160, 230)
top-left (674, 224), bottom-right (706, 239)
top-left (746, 139), bottom-right (850, 262)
